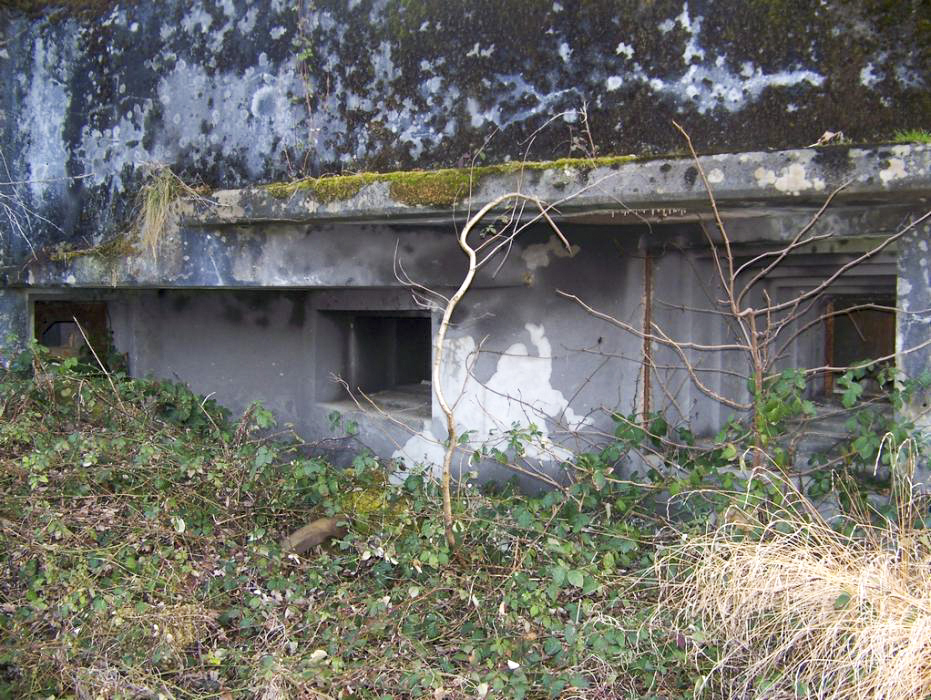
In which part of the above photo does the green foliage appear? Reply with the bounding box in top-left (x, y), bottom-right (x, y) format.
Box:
top-left (0, 338), bottom-right (924, 698)
top-left (892, 128), bottom-right (931, 144)
top-left (0, 347), bottom-right (698, 699)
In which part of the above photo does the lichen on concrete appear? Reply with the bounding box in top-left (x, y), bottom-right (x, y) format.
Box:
top-left (1, 0), bottom-right (929, 266)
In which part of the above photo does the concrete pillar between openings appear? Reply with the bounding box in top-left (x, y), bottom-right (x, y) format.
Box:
top-left (0, 289), bottom-right (30, 362)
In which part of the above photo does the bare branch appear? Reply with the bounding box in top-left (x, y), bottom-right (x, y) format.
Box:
top-left (434, 192), bottom-right (570, 547)
top-left (753, 210), bottom-right (930, 317)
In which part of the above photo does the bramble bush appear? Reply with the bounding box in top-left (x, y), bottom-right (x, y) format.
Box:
top-left (0, 341), bottom-right (925, 698)
top-left (0, 343), bottom-right (703, 699)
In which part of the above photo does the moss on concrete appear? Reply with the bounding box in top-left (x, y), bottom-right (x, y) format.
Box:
top-left (50, 234), bottom-right (137, 263)
top-left (264, 155), bottom-right (639, 207)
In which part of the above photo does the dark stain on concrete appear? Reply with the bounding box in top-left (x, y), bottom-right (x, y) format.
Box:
top-left (684, 166), bottom-right (698, 189)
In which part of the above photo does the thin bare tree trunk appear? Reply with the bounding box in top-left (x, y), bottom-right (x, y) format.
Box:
top-left (433, 194), bottom-right (569, 548)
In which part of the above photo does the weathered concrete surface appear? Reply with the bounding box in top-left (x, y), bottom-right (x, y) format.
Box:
top-left (87, 224), bottom-right (652, 481)
top-left (1, 0), bottom-right (928, 266)
top-left (7, 144), bottom-right (928, 292)
top-left (0, 289), bottom-right (29, 356)
top-left (192, 144), bottom-right (931, 226)
top-left (1, 0), bottom-right (929, 483)
top-left (898, 218), bottom-right (931, 430)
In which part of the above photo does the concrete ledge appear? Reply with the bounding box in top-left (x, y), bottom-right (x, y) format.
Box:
top-left (188, 144), bottom-right (931, 227)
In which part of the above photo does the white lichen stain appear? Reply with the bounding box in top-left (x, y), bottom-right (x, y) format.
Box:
top-left (754, 164), bottom-right (825, 195)
top-left (181, 3), bottom-right (213, 34)
top-left (23, 36), bottom-right (73, 200)
top-left (859, 63), bottom-right (882, 87)
top-left (521, 235), bottom-right (581, 271)
top-left (605, 76), bottom-right (623, 91)
top-left (80, 53), bottom-right (305, 188)
top-left (558, 42), bottom-right (572, 63)
top-left (638, 1), bottom-right (823, 114)
top-left (211, 190), bottom-right (247, 220)
top-left (707, 168), bottom-right (724, 184)
top-left (678, 3), bottom-right (705, 64)
top-left (394, 324), bottom-right (590, 470)
top-left (615, 42), bottom-right (634, 58)
top-left (879, 158), bottom-right (907, 185)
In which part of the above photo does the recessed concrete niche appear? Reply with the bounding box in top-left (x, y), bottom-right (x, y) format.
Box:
top-left (318, 310), bottom-right (432, 421)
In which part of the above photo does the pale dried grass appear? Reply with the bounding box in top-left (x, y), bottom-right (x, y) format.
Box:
top-left (136, 164), bottom-right (198, 255)
top-left (657, 439), bottom-right (931, 699)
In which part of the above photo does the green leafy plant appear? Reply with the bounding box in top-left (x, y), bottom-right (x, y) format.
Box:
top-left (0, 346), bottom-right (706, 699)
top-left (893, 128), bottom-right (931, 144)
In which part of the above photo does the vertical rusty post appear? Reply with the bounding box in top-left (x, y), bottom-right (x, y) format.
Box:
top-left (823, 300), bottom-right (835, 395)
top-left (642, 251), bottom-right (653, 423)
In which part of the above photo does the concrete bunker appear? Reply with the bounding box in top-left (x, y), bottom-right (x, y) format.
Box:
top-left (0, 143), bottom-right (927, 483)
top-left (32, 298), bottom-right (110, 361)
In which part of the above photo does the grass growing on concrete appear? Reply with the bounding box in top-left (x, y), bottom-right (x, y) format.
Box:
top-left (893, 128), bottom-right (931, 144)
top-left (49, 233), bottom-right (137, 263)
top-left (135, 165), bottom-right (199, 255)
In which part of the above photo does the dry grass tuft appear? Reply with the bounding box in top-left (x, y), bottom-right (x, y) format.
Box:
top-left (135, 164), bottom-right (199, 255)
top-left (656, 439), bottom-right (931, 700)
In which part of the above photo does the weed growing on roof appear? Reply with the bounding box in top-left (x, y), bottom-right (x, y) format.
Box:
top-left (135, 165), bottom-right (201, 256)
top-left (892, 128), bottom-right (931, 144)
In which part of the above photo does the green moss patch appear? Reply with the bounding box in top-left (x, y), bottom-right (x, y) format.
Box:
top-left (264, 154), bottom-right (639, 207)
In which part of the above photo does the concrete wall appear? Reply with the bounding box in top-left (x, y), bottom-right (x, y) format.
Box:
top-left (1, 0), bottom-right (928, 263)
top-left (96, 222), bottom-right (653, 480)
top-left (898, 218), bottom-right (931, 429)
top-left (8, 208), bottom-right (923, 482)
top-left (1, 1), bottom-right (928, 481)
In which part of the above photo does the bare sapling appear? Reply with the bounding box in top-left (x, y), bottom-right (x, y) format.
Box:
top-left (433, 193), bottom-right (570, 548)
top-left (561, 121), bottom-right (931, 471)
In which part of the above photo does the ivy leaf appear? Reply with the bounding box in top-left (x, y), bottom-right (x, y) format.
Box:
top-left (515, 507), bottom-right (533, 528)
top-left (567, 570), bottom-right (584, 588)
top-left (593, 471), bottom-right (606, 491)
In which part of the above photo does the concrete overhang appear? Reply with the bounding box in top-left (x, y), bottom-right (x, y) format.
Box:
top-left (14, 143), bottom-right (930, 292)
top-left (187, 144), bottom-right (931, 228)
